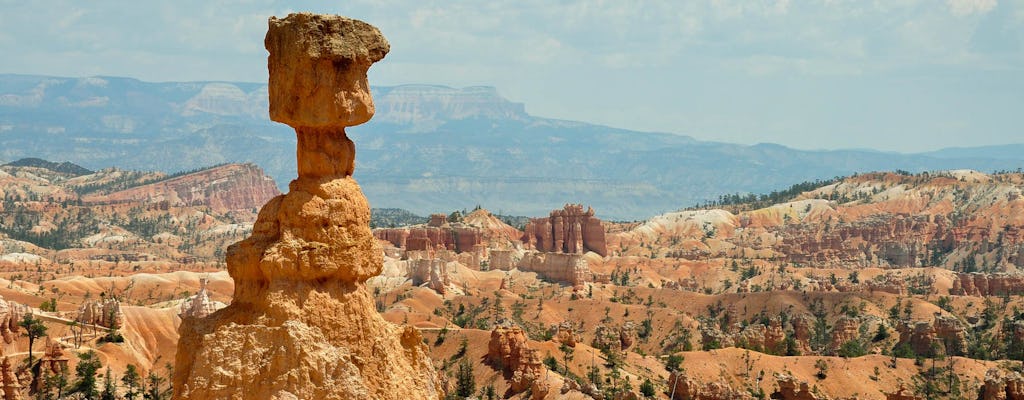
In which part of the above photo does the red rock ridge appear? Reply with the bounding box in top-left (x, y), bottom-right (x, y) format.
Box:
top-left (83, 163), bottom-right (280, 213)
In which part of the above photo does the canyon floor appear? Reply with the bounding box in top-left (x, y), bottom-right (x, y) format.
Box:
top-left (2, 160), bottom-right (1024, 399)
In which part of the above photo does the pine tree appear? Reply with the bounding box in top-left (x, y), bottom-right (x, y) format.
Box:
top-left (19, 314), bottom-right (48, 365)
top-left (100, 369), bottom-right (117, 400)
top-left (143, 371), bottom-right (167, 400)
top-left (73, 351), bottom-right (102, 400)
top-left (455, 360), bottom-right (476, 398)
top-left (122, 364), bottom-right (142, 400)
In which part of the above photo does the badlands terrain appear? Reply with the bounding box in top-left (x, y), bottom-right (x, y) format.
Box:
top-left (2, 157), bottom-right (1024, 399)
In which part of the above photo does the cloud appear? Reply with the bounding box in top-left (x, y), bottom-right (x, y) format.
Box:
top-left (947, 0), bottom-right (998, 16)
top-left (0, 0), bottom-right (1021, 152)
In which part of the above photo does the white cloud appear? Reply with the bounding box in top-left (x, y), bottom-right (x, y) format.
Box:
top-left (947, 0), bottom-right (998, 16)
top-left (0, 0), bottom-right (1021, 151)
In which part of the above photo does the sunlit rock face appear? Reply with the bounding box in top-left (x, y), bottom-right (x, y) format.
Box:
top-left (173, 13), bottom-right (438, 400)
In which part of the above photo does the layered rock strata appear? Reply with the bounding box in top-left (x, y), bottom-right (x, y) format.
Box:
top-left (410, 258), bottom-right (450, 294)
top-left (773, 374), bottom-right (824, 400)
top-left (173, 13), bottom-right (437, 400)
top-left (669, 370), bottom-right (754, 400)
top-left (895, 316), bottom-right (967, 357)
top-left (487, 325), bottom-right (550, 399)
top-left (979, 368), bottom-right (1024, 400)
top-left (952, 273), bottom-right (1024, 296)
top-left (0, 299), bottom-right (24, 344)
top-left (82, 163), bottom-right (280, 213)
top-left (517, 251), bottom-right (590, 288)
top-left (523, 204), bottom-right (607, 256)
top-left (374, 225), bottom-right (483, 253)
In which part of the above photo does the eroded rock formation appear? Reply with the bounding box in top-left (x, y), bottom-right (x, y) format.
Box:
top-left (523, 204), bottom-right (607, 256)
top-left (669, 370), bottom-right (754, 400)
top-left (410, 258), bottom-right (450, 295)
top-left (518, 251), bottom-right (590, 288)
top-left (979, 368), bottom-right (1024, 400)
top-left (828, 316), bottom-right (861, 353)
top-left (734, 317), bottom-right (788, 354)
top-left (551, 321), bottom-right (578, 347)
top-left (593, 322), bottom-right (637, 353)
top-left (178, 278), bottom-right (222, 319)
top-left (952, 273), bottom-right (1024, 296)
top-left (487, 325), bottom-right (550, 399)
top-left (0, 299), bottom-right (25, 344)
top-left (895, 315), bottom-right (967, 357)
top-left (34, 341), bottom-right (69, 393)
top-left (76, 297), bottom-right (123, 329)
top-left (773, 374), bottom-right (825, 400)
top-left (173, 13), bottom-right (437, 400)
top-left (374, 223), bottom-right (483, 253)
top-left (0, 357), bottom-right (23, 400)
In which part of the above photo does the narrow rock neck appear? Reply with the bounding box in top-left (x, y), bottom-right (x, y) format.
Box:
top-left (296, 126), bottom-right (355, 179)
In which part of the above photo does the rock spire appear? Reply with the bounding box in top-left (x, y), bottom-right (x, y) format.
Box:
top-left (173, 13), bottom-right (438, 400)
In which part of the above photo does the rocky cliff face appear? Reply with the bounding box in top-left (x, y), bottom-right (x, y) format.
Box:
top-left (517, 251), bottom-right (590, 289)
top-left (487, 325), bottom-right (550, 399)
top-left (374, 224), bottom-right (482, 253)
top-left (0, 298), bottom-right (25, 345)
top-left (83, 163), bottom-right (280, 213)
top-left (173, 13), bottom-right (437, 400)
top-left (523, 204), bottom-right (607, 256)
top-left (980, 368), bottom-right (1024, 400)
top-left (669, 370), bottom-right (754, 400)
top-left (773, 374), bottom-right (824, 400)
top-left (952, 273), bottom-right (1024, 296)
top-left (895, 315), bottom-right (968, 357)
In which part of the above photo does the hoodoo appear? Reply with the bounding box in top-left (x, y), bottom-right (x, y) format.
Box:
top-left (173, 13), bottom-right (438, 399)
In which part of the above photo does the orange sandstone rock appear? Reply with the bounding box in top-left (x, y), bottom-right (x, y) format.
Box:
top-left (266, 13), bottom-right (388, 129)
top-left (773, 374), bottom-right (825, 400)
top-left (487, 325), bottom-right (550, 398)
top-left (523, 204), bottom-right (607, 256)
top-left (173, 12), bottom-right (437, 400)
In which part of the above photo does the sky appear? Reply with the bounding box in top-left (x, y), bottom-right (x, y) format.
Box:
top-left (1, 0), bottom-right (1022, 152)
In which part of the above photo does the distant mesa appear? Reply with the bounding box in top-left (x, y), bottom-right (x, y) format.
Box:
top-left (2, 158), bottom-right (92, 177)
top-left (372, 84), bottom-right (529, 131)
